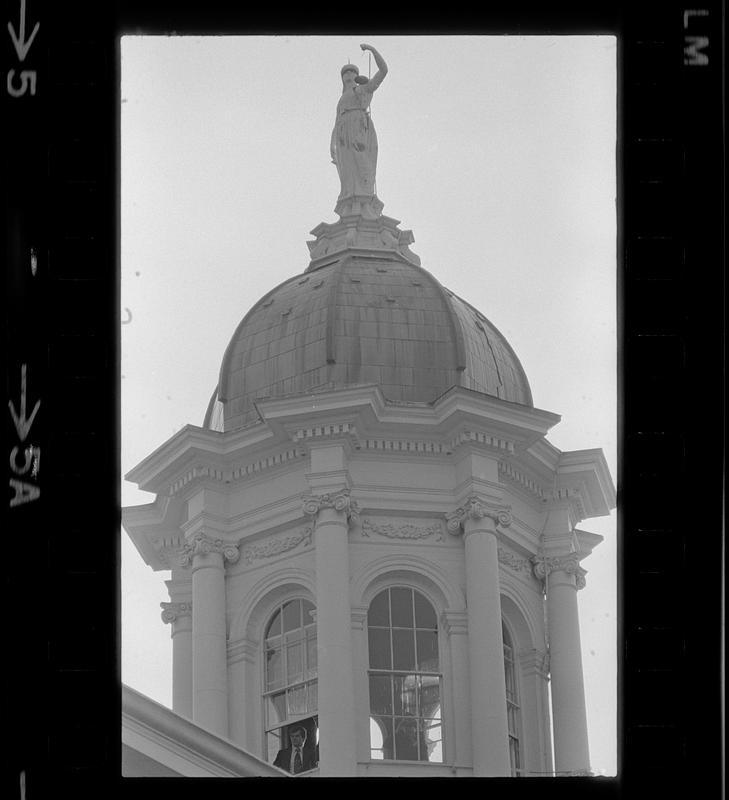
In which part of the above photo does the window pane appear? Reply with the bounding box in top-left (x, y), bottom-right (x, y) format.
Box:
top-left (392, 628), bottom-right (416, 671)
top-left (371, 716), bottom-right (393, 760)
top-left (368, 589), bottom-right (390, 627)
top-left (287, 641), bottom-right (303, 683)
top-left (266, 609), bottom-right (281, 639)
top-left (419, 675), bottom-right (441, 719)
top-left (393, 674), bottom-right (418, 716)
top-left (266, 647), bottom-right (282, 689)
top-left (287, 684), bottom-right (307, 717)
top-left (265, 691), bottom-right (286, 728)
top-left (509, 736), bottom-right (521, 774)
top-left (368, 627), bottom-right (391, 670)
top-left (414, 591), bottom-right (437, 630)
top-left (306, 633), bottom-right (317, 677)
top-left (302, 599), bottom-right (316, 626)
top-left (420, 718), bottom-right (443, 763)
top-left (267, 728), bottom-right (281, 763)
top-left (283, 599), bottom-right (300, 632)
top-left (416, 630), bottom-right (439, 672)
top-left (307, 681), bottom-right (318, 712)
top-left (390, 587), bottom-right (414, 628)
top-left (393, 717), bottom-right (419, 761)
top-left (369, 674), bottom-right (392, 716)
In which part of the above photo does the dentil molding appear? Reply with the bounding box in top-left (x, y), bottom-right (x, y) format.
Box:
top-left (160, 601), bottom-right (192, 624)
top-left (178, 531), bottom-right (240, 567)
top-left (361, 518), bottom-right (444, 542)
top-left (445, 496), bottom-right (512, 534)
top-left (302, 490), bottom-right (359, 523)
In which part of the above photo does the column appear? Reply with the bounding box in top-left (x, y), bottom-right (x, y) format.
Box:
top-left (179, 530), bottom-right (240, 738)
top-left (534, 553), bottom-right (590, 775)
top-left (447, 497), bottom-right (512, 776)
top-left (160, 601), bottom-right (193, 718)
top-left (303, 491), bottom-right (358, 777)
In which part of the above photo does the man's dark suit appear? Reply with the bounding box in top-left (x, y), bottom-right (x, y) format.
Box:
top-left (273, 746), bottom-right (317, 773)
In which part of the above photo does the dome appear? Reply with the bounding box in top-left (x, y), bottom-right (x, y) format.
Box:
top-left (204, 251), bottom-right (532, 432)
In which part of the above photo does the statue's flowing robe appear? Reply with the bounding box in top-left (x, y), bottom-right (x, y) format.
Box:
top-left (332, 86), bottom-right (377, 203)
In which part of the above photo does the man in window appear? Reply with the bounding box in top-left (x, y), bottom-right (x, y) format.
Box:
top-left (273, 725), bottom-right (317, 774)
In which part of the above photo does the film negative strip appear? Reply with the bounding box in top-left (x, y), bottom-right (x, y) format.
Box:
top-left (4, 2), bottom-right (723, 796)
top-left (622, 2), bottom-right (723, 795)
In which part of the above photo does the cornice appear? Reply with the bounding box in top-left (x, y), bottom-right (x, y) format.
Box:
top-left (498, 460), bottom-right (549, 502)
top-left (126, 385), bottom-right (564, 502)
top-left (167, 446), bottom-right (305, 497)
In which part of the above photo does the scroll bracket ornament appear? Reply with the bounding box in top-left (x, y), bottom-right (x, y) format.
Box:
top-left (160, 601), bottom-right (192, 624)
top-left (302, 490), bottom-right (360, 525)
top-left (531, 552), bottom-right (587, 591)
top-left (178, 530), bottom-right (240, 568)
top-left (445, 495), bottom-right (512, 535)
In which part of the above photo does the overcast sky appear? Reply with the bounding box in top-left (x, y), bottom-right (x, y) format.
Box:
top-left (121, 35), bottom-right (617, 775)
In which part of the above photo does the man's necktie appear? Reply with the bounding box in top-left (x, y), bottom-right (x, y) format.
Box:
top-left (294, 748), bottom-right (302, 773)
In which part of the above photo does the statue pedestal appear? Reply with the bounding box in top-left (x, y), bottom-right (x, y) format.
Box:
top-left (306, 208), bottom-right (421, 270)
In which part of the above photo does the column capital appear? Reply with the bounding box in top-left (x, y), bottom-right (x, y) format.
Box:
top-left (445, 495), bottom-right (512, 535)
top-left (302, 489), bottom-right (359, 524)
top-left (160, 601), bottom-right (193, 624)
top-left (178, 530), bottom-right (240, 568)
top-left (532, 552), bottom-right (587, 590)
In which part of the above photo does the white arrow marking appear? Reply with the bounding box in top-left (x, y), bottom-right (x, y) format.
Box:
top-left (7, 0), bottom-right (40, 62)
top-left (8, 364), bottom-right (41, 442)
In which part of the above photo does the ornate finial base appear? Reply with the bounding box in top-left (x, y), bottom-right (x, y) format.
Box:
top-left (335, 194), bottom-right (384, 219)
top-left (307, 209), bottom-right (421, 270)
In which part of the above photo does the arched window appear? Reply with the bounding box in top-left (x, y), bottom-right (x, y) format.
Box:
top-left (367, 586), bottom-right (443, 762)
top-left (263, 598), bottom-right (318, 765)
top-left (503, 622), bottom-right (522, 776)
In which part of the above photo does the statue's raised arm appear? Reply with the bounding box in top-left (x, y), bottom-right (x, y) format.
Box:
top-left (359, 43), bottom-right (388, 93)
top-left (330, 45), bottom-right (388, 219)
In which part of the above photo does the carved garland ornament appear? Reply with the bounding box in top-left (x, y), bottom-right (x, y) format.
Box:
top-left (240, 527), bottom-right (313, 565)
top-left (445, 496), bottom-right (512, 534)
top-left (178, 531), bottom-right (240, 567)
top-left (160, 601), bottom-right (192, 624)
top-left (302, 490), bottom-right (359, 522)
top-left (532, 553), bottom-right (587, 590)
top-left (361, 518), bottom-right (444, 542)
top-left (497, 547), bottom-right (531, 573)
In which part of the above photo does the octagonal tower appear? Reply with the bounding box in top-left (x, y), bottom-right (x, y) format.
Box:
top-left (123, 47), bottom-right (615, 778)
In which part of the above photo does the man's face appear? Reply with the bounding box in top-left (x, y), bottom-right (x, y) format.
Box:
top-left (290, 731), bottom-right (304, 748)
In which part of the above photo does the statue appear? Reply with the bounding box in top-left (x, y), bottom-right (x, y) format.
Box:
top-left (330, 44), bottom-right (387, 219)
